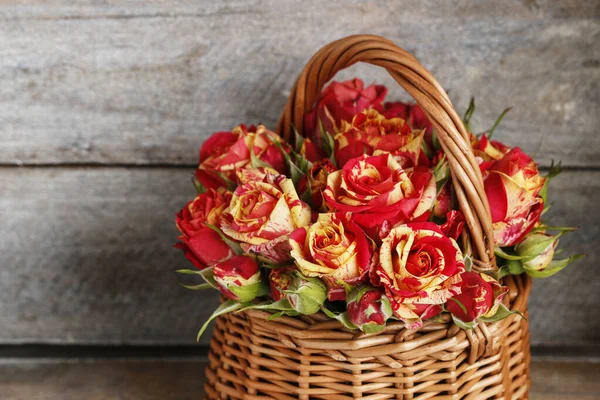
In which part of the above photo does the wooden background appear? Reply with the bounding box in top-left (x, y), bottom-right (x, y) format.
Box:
top-left (1, 0), bottom-right (599, 350)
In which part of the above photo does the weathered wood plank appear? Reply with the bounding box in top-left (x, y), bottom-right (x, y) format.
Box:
top-left (0, 359), bottom-right (598, 400)
top-left (0, 0), bottom-right (598, 167)
top-left (0, 167), bottom-right (598, 344)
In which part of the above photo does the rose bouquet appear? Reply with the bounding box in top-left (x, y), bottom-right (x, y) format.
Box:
top-left (174, 78), bottom-right (582, 340)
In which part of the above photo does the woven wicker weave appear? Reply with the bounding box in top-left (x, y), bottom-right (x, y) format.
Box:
top-left (204, 35), bottom-right (532, 399)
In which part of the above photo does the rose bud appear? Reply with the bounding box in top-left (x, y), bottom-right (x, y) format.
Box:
top-left (289, 213), bottom-right (374, 301)
top-left (516, 232), bottom-right (557, 272)
top-left (335, 109), bottom-right (425, 168)
top-left (374, 222), bottom-right (465, 329)
top-left (483, 148), bottom-right (546, 246)
top-left (323, 153), bottom-right (436, 232)
top-left (440, 210), bottom-right (465, 242)
top-left (304, 78), bottom-right (387, 142)
top-left (297, 159), bottom-right (337, 211)
top-left (196, 124), bottom-right (290, 190)
top-left (269, 268), bottom-right (327, 314)
top-left (472, 134), bottom-right (511, 167)
top-left (174, 188), bottom-right (234, 270)
top-left (346, 287), bottom-right (393, 333)
top-left (213, 255), bottom-right (266, 302)
top-left (447, 272), bottom-right (508, 323)
top-left (221, 172), bottom-right (311, 263)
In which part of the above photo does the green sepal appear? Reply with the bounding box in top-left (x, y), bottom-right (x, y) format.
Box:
top-left (486, 107), bottom-right (512, 139)
top-left (319, 119), bottom-right (337, 167)
top-left (175, 267), bottom-right (218, 289)
top-left (361, 323), bottom-right (386, 334)
top-left (524, 254), bottom-right (584, 278)
top-left (197, 300), bottom-right (247, 341)
top-left (321, 307), bottom-right (358, 330)
top-left (178, 282), bottom-right (213, 291)
top-left (292, 126), bottom-right (305, 154)
top-left (214, 172), bottom-right (237, 191)
top-left (539, 160), bottom-right (563, 204)
top-left (464, 254), bottom-right (473, 272)
top-left (452, 314), bottom-right (476, 330)
top-left (229, 280), bottom-right (269, 302)
top-left (192, 176), bottom-right (207, 194)
top-left (494, 246), bottom-right (524, 261)
top-left (507, 260), bottom-right (526, 275)
top-left (449, 297), bottom-right (468, 315)
top-left (238, 298), bottom-right (296, 314)
top-left (202, 223), bottom-right (243, 255)
top-left (267, 311), bottom-right (285, 320)
top-left (432, 156), bottom-right (450, 194)
top-left (462, 97), bottom-right (476, 132)
top-left (479, 303), bottom-right (526, 323)
top-left (250, 146), bottom-right (274, 170)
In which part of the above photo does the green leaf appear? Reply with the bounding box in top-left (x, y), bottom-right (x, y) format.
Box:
top-left (486, 107), bottom-right (512, 139)
top-left (192, 176), bottom-right (207, 194)
top-left (479, 303), bottom-right (526, 323)
top-left (176, 267), bottom-right (218, 289)
top-left (463, 97), bottom-right (476, 132)
top-left (178, 282), bottom-right (213, 290)
top-left (524, 254), bottom-right (585, 278)
top-left (250, 147), bottom-right (274, 170)
top-left (175, 269), bottom-right (203, 275)
top-left (197, 300), bottom-right (247, 341)
top-left (319, 119), bottom-right (337, 167)
top-left (292, 127), bottom-right (305, 154)
top-left (452, 314), bottom-right (476, 330)
top-left (238, 298), bottom-right (296, 313)
top-left (267, 311), bottom-right (285, 320)
top-left (321, 307), bottom-right (358, 330)
top-left (202, 223), bottom-right (243, 255)
top-left (494, 246), bottom-right (525, 261)
top-left (539, 160), bottom-right (563, 203)
top-left (215, 172), bottom-right (237, 191)
top-left (507, 260), bottom-right (526, 275)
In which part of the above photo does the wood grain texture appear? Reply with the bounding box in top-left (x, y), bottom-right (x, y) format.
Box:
top-left (0, 167), bottom-right (598, 345)
top-left (0, 359), bottom-right (598, 400)
top-left (0, 0), bottom-right (598, 167)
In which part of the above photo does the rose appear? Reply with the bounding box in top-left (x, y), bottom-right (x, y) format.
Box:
top-left (213, 255), bottom-right (267, 302)
top-left (304, 78), bottom-right (387, 142)
top-left (334, 109), bottom-right (425, 168)
top-left (196, 124), bottom-right (288, 190)
top-left (346, 287), bottom-right (393, 333)
top-left (268, 267), bottom-right (327, 314)
top-left (323, 153), bottom-right (436, 230)
top-left (440, 210), bottom-right (465, 241)
top-left (289, 213), bottom-right (373, 301)
top-left (382, 101), bottom-right (435, 150)
top-left (374, 222), bottom-right (465, 328)
top-left (297, 159), bottom-right (337, 210)
top-left (446, 272), bottom-right (508, 323)
top-left (516, 232), bottom-right (557, 272)
top-left (483, 148), bottom-right (546, 246)
top-left (472, 134), bottom-right (511, 169)
top-left (221, 171), bottom-right (311, 263)
top-left (174, 188), bottom-right (234, 270)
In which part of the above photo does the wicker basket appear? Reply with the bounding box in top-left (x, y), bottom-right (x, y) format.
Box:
top-left (204, 35), bottom-right (532, 399)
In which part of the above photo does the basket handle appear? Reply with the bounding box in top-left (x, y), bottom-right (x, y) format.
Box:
top-left (276, 34), bottom-right (496, 270)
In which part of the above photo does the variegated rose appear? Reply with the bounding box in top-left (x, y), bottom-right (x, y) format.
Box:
top-left (289, 213), bottom-right (373, 301)
top-left (334, 109), bottom-right (425, 168)
top-left (196, 124), bottom-right (289, 190)
top-left (483, 148), bottom-right (546, 246)
top-left (374, 222), bottom-right (465, 328)
top-left (304, 78), bottom-right (387, 142)
top-left (323, 153), bottom-right (436, 230)
top-left (213, 255), bottom-right (267, 302)
top-left (221, 171), bottom-right (311, 263)
top-left (269, 267), bottom-right (327, 314)
top-left (297, 159), bottom-right (337, 210)
top-left (447, 272), bottom-right (508, 323)
top-left (175, 188), bottom-right (234, 269)
top-left (472, 134), bottom-right (511, 168)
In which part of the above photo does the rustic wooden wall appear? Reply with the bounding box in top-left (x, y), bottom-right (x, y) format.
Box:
top-left (1, 0), bottom-right (598, 347)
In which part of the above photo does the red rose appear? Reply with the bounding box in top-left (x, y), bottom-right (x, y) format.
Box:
top-left (323, 153), bottom-right (436, 230)
top-left (483, 148), bottom-right (546, 246)
top-left (196, 124), bottom-right (288, 190)
top-left (334, 109), bottom-right (425, 168)
top-left (213, 255), bottom-right (265, 302)
top-left (175, 188), bottom-right (234, 270)
top-left (304, 78), bottom-right (387, 142)
top-left (297, 159), bottom-right (337, 210)
top-left (374, 222), bottom-right (465, 329)
top-left (447, 272), bottom-right (508, 323)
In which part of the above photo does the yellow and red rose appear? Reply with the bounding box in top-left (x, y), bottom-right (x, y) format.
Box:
top-left (289, 213), bottom-right (374, 300)
top-left (221, 171), bottom-right (311, 263)
top-left (483, 148), bottom-right (546, 246)
top-left (213, 255), bottom-right (267, 302)
top-left (446, 272), bottom-right (508, 323)
top-left (334, 109), bottom-right (425, 168)
top-left (175, 188), bottom-right (234, 270)
top-left (297, 159), bottom-right (337, 211)
top-left (323, 153), bottom-right (436, 230)
top-left (196, 124), bottom-right (289, 190)
top-left (374, 222), bottom-right (465, 328)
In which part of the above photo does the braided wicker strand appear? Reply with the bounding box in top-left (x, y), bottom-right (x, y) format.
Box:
top-left (277, 34), bottom-right (496, 270)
